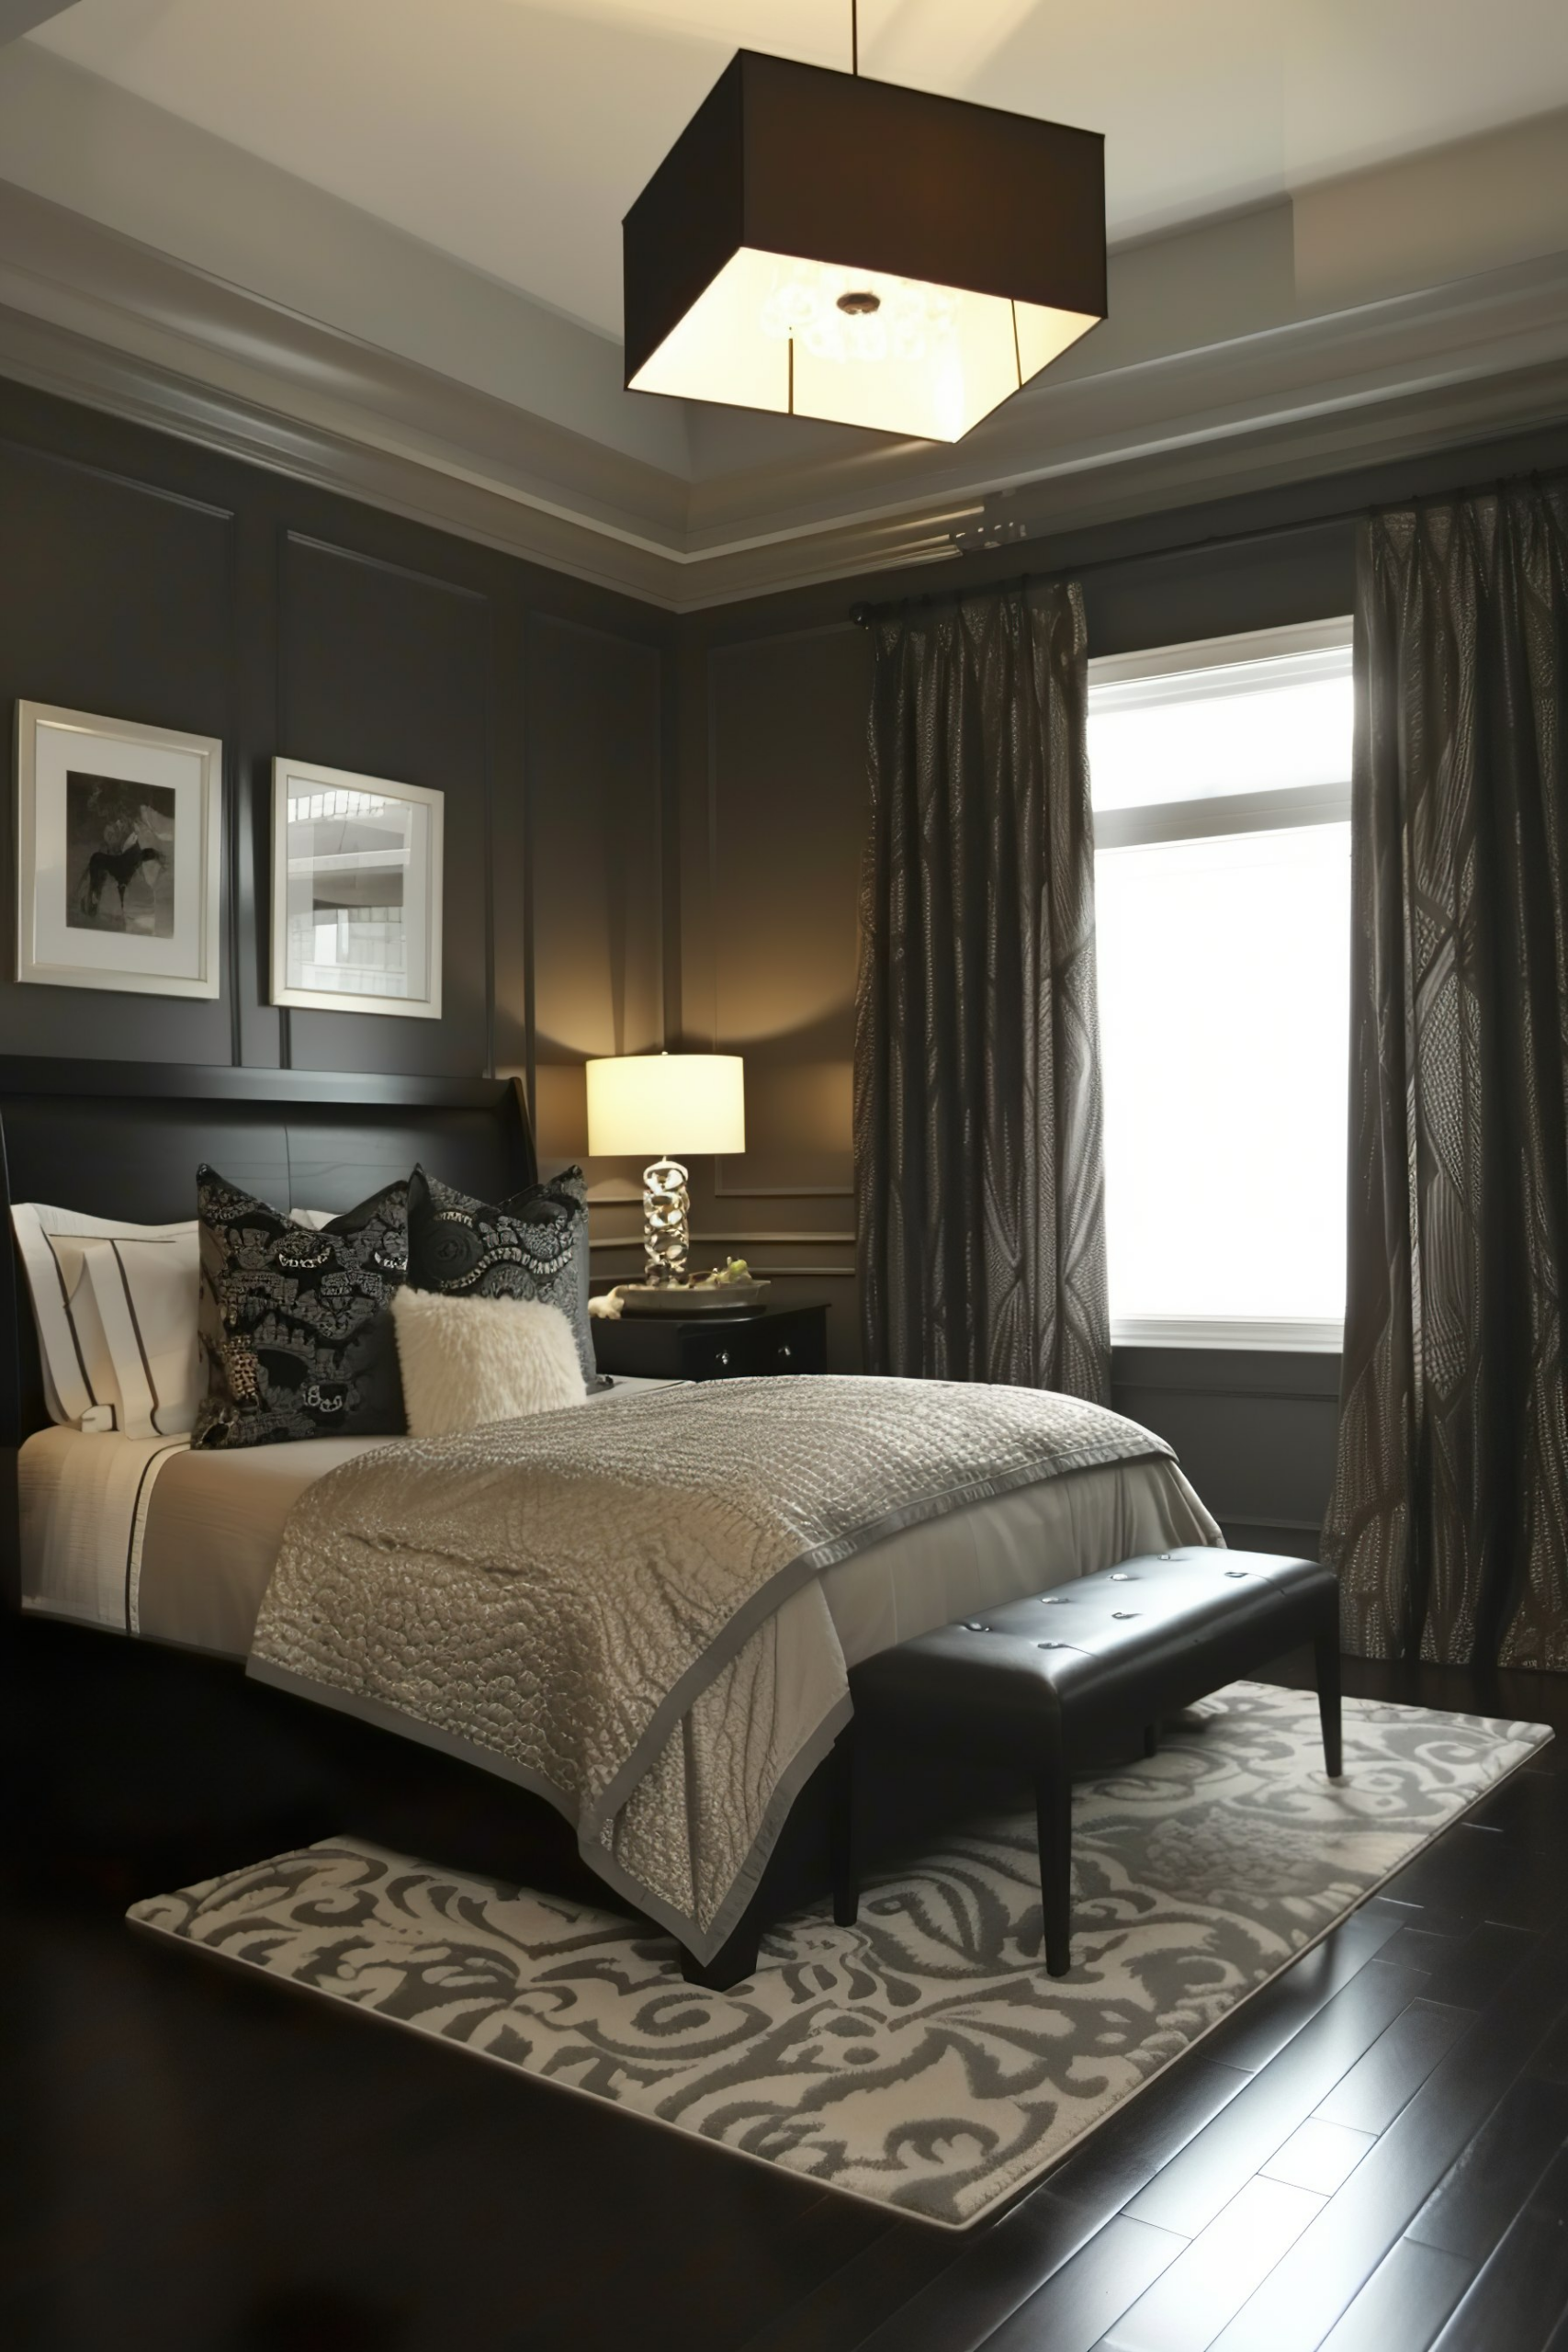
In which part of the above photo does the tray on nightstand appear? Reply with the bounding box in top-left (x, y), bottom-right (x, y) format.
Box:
top-left (617, 1281), bottom-right (769, 1317)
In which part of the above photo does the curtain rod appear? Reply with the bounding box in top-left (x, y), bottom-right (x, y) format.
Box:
top-left (848, 461), bottom-right (1567, 627)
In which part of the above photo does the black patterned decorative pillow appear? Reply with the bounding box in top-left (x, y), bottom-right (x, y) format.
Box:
top-left (192, 1166), bottom-right (409, 1450)
top-left (405, 1165), bottom-right (601, 1389)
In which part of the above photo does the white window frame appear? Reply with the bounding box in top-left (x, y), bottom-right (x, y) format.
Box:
top-left (1089, 616), bottom-right (1353, 1354)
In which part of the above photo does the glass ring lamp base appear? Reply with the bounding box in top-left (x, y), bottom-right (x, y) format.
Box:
top-left (642, 1157), bottom-right (691, 1283)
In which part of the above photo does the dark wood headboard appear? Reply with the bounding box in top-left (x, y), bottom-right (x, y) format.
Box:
top-left (0, 1057), bottom-right (536, 1611)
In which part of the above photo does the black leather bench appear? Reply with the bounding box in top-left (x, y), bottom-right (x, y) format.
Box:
top-left (831, 1547), bottom-right (1341, 1978)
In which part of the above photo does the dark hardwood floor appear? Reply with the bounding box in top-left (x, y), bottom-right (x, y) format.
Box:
top-left (6, 1621), bottom-right (1568, 2352)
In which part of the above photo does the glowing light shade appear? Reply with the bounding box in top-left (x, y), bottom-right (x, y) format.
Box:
top-left (623, 51), bottom-right (1106, 445)
top-left (585, 1053), bottom-right (745, 1159)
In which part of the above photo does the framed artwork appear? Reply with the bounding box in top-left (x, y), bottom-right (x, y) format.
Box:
top-left (16, 702), bottom-right (223, 999)
top-left (270, 756), bottom-right (444, 1020)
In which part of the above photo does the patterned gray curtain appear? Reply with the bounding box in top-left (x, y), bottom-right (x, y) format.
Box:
top-left (1324, 480), bottom-right (1568, 1668)
top-left (852, 582), bottom-right (1109, 1398)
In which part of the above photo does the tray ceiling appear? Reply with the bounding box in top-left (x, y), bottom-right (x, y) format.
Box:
top-left (30, 0), bottom-right (1568, 340)
top-left (2, 5), bottom-right (1566, 605)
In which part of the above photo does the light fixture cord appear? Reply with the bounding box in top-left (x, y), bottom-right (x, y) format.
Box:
top-left (851, 0), bottom-right (859, 74)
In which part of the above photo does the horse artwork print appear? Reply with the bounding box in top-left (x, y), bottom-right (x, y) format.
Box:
top-left (67, 774), bottom-right (176, 937)
top-left (16, 702), bottom-right (221, 1000)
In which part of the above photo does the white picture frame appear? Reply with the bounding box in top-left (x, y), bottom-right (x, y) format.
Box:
top-left (16, 702), bottom-right (223, 1000)
top-left (270, 756), bottom-right (444, 1021)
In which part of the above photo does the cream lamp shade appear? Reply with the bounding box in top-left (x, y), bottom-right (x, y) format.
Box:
top-left (586, 1053), bottom-right (745, 1159)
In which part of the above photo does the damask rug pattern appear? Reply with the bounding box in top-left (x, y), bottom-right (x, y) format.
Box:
top-left (129, 1683), bottom-right (1549, 2228)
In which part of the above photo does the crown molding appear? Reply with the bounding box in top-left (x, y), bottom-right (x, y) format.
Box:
top-left (0, 298), bottom-right (987, 609)
top-left (1, 172), bottom-right (1566, 611)
top-left (0, 177), bottom-right (691, 557)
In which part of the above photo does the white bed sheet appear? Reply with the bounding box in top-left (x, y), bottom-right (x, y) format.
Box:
top-left (17, 1375), bottom-right (674, 1641)
top-left (19, 1386), bottom-right (1222, 1664)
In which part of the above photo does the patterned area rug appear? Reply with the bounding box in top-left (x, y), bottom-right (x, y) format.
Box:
top-left (130, 1683), bottom-right (1549, 2229)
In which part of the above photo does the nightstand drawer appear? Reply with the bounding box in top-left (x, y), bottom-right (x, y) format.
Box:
top-left (681, 1325), bottom-right (751, 1380)
top-left (592, 1302), bottom-right (830, 1382)
top-left (748, 1319), bottom-right (827, 1376)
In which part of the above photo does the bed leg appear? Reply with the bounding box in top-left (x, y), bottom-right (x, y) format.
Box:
top-left (679, 1923), bottom-right (761, 1991)
top-left (830, 1721), bottom-right (860, 1927)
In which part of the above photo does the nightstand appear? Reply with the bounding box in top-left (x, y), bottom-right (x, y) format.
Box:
top-left (591, 1300), bottom-right (829, 1384)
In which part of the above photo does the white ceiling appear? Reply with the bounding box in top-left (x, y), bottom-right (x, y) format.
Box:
top-left (30, 0), bottom-right (1568, 343)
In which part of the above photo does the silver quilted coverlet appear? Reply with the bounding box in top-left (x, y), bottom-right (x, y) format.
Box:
top-left (247, 1374), bottom-right (1172, 1958)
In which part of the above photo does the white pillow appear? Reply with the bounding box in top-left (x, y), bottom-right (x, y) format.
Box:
top-left (11, 1204), bottom-right (197, 1432)
top-left (81, 1231), bottom-right (201, 1436)
top-left (391, 1289), bottom-right (586, 1438)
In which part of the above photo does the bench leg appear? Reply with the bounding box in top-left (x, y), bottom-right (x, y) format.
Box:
top-left (1315, 1610), bottom-right (1344, 1781)
top-left (829, 1721), bottom-right (860, 1927)
top-left (1037, 1715), bottom-right (1073, 1979)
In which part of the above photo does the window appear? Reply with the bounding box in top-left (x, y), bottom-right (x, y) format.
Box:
top-left (1088, 618), bottom-right (1353, 1349)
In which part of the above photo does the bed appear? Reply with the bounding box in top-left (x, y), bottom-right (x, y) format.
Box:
top-left (2, 1057), bottom-right (1218, 1984)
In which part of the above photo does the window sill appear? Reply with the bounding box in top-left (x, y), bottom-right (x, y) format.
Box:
top-left (1111, 1317), bottom-right (1344, 1352)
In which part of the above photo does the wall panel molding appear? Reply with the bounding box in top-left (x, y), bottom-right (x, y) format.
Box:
top-left (713, 1182), bottom-right (856, 1199)
top-left (592, 1230), bottom-right (857, 1246)
top-left (281, 527), bottom-right (495, 607)
top-left (0, 419), bottom-right (236, 524)
top-left (0, 427), bottom-right (238, 1065)
top-left (526, 609), bottom-right (671, 1167)
top-left (276, 526), bottom-right (496, 1079)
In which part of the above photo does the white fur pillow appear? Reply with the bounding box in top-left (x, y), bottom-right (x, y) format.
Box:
top-left (391, 1289), bottom-right (586, 1437)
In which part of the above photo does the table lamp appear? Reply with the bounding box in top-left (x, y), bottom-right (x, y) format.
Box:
top-left (585, 1051), bottom-right (745, 1285)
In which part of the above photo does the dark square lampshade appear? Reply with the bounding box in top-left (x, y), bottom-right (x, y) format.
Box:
top-left (624, 51), bottom-right (1107, 443)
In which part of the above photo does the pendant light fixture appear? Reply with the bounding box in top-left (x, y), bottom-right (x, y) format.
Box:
top-left (622, 3), bottom-right (1106, 445)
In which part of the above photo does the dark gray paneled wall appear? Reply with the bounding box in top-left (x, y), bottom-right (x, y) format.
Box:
top-left (0, 378), bottom-right (672, 1120)
top-left (276, 533), bottom-right (493, 1079)
top-left (1111, 1349), bottom-right (1342, 1556)
top-left (0, 429), bottom-right (238, 1067)
top-left (672, 620), bottom-right (871, 1364)
top-left (528, 616), bottom-right (664, 1069)
top-left (524, 612), bottom-right (670, 1263)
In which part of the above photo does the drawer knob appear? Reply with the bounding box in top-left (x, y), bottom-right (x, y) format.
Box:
top-left (776, 1344), bottom-right (794, 1364)
top-left (715, 1348), bottom-right (731, 1369)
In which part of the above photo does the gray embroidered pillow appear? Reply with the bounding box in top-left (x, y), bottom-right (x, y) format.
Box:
top-left (404, 1164), bottom-right (600, 1389)
top-left (192, 1166), bottom-right (409, 1450)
